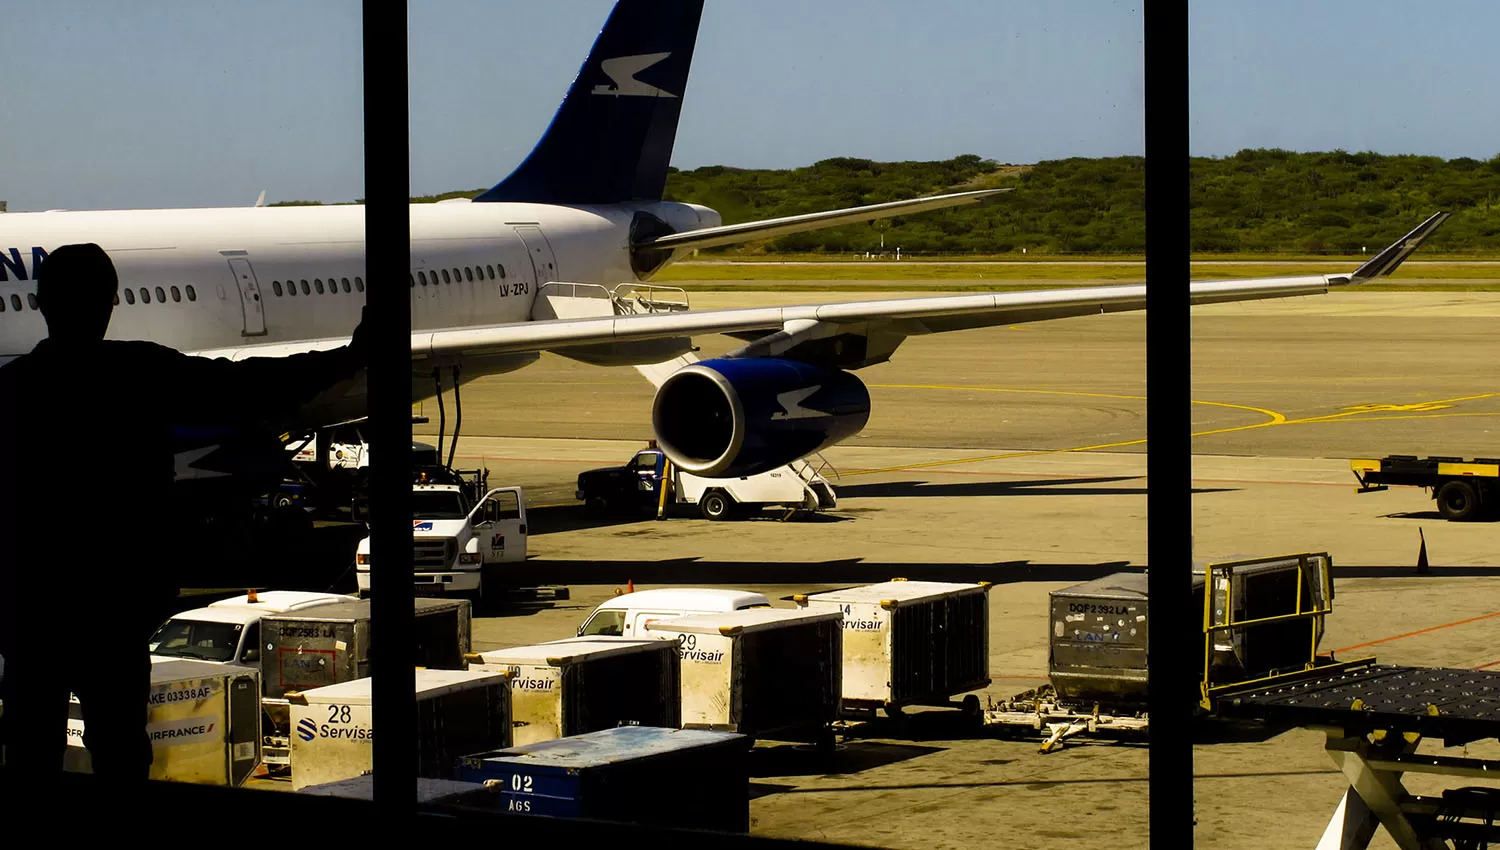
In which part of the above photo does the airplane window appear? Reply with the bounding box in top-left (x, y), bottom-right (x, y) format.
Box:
top-left (186, 285), bottom-right (197, 302)
top-left (27, 293), bottom-right (38, 310)
top-left (170, 286), bottom-right (181, 303)
top-left (314, 279), bottom-right (325, 294)
top-left (155, 286), bottom-right (166, 303)
top-left (300, 280), bottom-right (310, 295)
top-left (273, 281), bottom-right (283, 297)
top-left (451, 268), bottom-right (460, 282)
top-left (111, 292), bottom-right (117, 306)
top-left (341, 277), bottom-right (351, 293)
top-left (122, 290), bottom-right (134, 306)
top-left (355, 277), bottom-right (364, 292)
top-left (0, 295), bottom-right (6, 312)
top-left (409, 273), bottom-right (415, 288)
top-left (419, 271), bottom-right (428, 286)
top-left (498, 264), bottom-right (506, 279)
top-left (286, 281), bottom-right (297, 297)
top-left (441, 269), bottom-right (451, 284)
top-left (485, 264), bottom-right (494, 279)
top-left (139, 288), bottom-right (150, 304)
top-left (464, 266), bottom-right (474, 282)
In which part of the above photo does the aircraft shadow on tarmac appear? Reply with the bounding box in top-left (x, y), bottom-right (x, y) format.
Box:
top-left (507, 560), bottom-right (1140, 587)
top-left (833, 477), bottom-right (1236, 499)
top-left (1384, 509), bottom-right (1500, 523)
top-left (749, 740), bottom-right (945, 779)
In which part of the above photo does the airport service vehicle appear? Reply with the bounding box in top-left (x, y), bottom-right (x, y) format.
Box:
top-left (0, 1), bottom-right (1450, 518)
top-left (354, 466), bottom-right (526, 600)
top-left (288, 669), bottom-right (512, 791)
top-left (643, 608), bottom-right (843, 747)
top-left (984, 553), bottom-right (1363, 752)
top-left (1351, 454), bottom-right (1500, 521)
top-left (259, 597), bottom-right (473, 768)
top-left (575, 588), bottom-right (772, 639)
top-left (793, 579), bottom-right (991, 719)
top-left (467, 636), bottom-right (681, 746)
top-left (148, 590), bottom-right (354, 667)
top-left (64, 659), bottom-right (262, 787)
top-left (575, 447), bottom-right (835, 520)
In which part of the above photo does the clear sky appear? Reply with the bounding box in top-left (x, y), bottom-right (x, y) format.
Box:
top-left (4, 2), bottom-right (1497, 212)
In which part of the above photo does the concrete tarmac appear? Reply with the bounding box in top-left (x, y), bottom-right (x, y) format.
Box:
top-left (317, 290), bottom-right (1500, 847)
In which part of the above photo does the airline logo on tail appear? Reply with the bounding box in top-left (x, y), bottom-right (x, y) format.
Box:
top-left (592, 53), bottom-right (678, 98)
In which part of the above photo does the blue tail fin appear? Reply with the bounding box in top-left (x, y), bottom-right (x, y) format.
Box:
top-left (475, 0), bottom-right (705, 205)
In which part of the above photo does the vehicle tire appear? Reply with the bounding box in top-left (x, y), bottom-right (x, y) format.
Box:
top-left (1437, 480), bottom-right (1482, 521)
top-left (585, 496), bottom-right (608, 515)
top-left (274, 493), bottom-right (295, 509)
top-left (700, 490), bottom-right (735, 521)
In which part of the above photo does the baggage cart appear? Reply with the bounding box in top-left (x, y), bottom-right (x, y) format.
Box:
top-left (467, 636), bottom-right (680, 745)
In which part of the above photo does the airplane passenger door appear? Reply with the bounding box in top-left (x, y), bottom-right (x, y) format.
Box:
top-left (513, 226), bottom-right (558, 288)
top-left (225, 258), bottom-right (267, 336)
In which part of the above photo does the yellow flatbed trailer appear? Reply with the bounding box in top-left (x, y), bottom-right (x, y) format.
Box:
top-left (1351, 455), bottom-right (1500, 521)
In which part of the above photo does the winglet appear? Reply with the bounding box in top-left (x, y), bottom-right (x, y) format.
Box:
top-left (1345, 211), bottom-right (1450, 283)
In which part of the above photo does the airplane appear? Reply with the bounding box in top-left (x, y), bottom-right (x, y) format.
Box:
top-left (0, 0), bottom-right (1450, 496)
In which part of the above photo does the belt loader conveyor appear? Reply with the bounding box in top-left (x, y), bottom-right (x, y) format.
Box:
top-left (1217, 663), bottom-right (1500, 850)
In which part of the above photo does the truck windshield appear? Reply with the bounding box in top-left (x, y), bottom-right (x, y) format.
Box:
top-left (149, 619), bottom-right (241, 662)
top-left (412, 491), bottom-right (469, 519)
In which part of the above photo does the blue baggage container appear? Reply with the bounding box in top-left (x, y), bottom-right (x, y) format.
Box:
top-left (456, 726), bottom-right (750, 832)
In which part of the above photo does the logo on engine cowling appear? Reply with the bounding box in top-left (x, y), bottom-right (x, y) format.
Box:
top-left (771, 386), bottom-right (830, 420)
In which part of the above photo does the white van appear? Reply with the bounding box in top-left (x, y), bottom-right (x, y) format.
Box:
top-left (575, 588), bottom-right (772, 639)
top-left (148, 590), bottom-right (354, 667)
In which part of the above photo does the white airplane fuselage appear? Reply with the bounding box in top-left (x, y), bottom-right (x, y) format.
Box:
top-left (0, 199), bottom-right (718, 371)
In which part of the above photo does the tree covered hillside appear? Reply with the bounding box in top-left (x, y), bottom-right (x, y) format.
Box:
top-left (276, 150), bottom-right (1500, 254)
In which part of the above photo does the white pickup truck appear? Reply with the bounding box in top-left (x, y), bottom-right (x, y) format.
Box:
top-left (575, 588), bottom-right (772, 638)
top-left (148, 591), bottom-right (354, 667)
top-left (576, 448), bottom-right (836, 520)
top-left (355, 468), bottom-right (527, 601)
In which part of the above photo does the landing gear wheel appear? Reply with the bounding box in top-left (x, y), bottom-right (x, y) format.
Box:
top-left (1437, 480), bottom-right (1481, 521)
top-left (700, 491), bottom-right (735, 521)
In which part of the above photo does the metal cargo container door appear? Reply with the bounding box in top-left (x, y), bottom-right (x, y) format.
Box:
top-left (227, 671), bottom-right (261, 785)
top-left (224, 256), bottom-right (267, 336)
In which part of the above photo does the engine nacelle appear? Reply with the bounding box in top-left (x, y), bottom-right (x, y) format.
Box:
top-left (652, 358), bottom-right (871, 478)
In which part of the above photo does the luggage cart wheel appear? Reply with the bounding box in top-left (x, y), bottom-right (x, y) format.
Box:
top-left (961, 694), bottom-right (982, 717)
top-left (883, 702), bottom-right (906, 719)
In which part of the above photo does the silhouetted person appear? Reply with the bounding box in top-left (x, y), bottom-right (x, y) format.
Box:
top-left (0, 243), bottom-right (367, 802)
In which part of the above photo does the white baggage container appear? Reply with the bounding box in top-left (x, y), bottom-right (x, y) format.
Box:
top-left (289, 669), bottom-right (511, 791)
top-left (643, 608), bottom-right (841, 745)
top-left (469, 636), bottom-right (680, 746)
top-left (64, 659), bottom-right (262, 786)
top-left (794, 580), bottom-right (991, 717)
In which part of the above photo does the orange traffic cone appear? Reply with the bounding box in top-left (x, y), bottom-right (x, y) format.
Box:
top-left (1417, 527), bottom-right (1429, 574)
top-left (626, 579), bottom-right (635, 594)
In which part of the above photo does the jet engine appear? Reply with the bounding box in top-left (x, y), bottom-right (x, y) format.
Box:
top-left (651, 358), bottom-right (871, 478)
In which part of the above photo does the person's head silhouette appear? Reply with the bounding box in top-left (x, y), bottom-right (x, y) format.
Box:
top-left (36, 243), bottom-right (118, 344)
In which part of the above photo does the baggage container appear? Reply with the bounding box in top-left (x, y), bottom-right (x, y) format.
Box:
top-left (259, 597), bottom-right (472, 766)
top-left (468, 636), bottom-right (680, 746)
top-left (1049, 553), bottom-right (1334, 705)
top-left (289, 668), bottom-right (511, 791)
top-left (457, 725), bottom-right (750, 831)
top-left (64, 659), bottom-right (261, 786)
top-left (793, 579), bottom-right (990, 716)
top-left (643, 607), bottom-right (841, 744)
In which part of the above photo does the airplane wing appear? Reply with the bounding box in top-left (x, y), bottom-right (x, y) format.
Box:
top-left (186, 211), bottom-right (1448, 371)
top-left (639, 188), bottom-right (1011, 253)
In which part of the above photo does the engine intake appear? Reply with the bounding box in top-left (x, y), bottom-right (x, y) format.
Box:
top-left (652, 358), bottom-right (871, 477)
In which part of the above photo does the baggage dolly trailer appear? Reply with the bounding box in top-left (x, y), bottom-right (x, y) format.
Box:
top-left (1351, 455), bottom-right (1500, 521)
top-left (985, 552), bottom-right (1367, 752)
